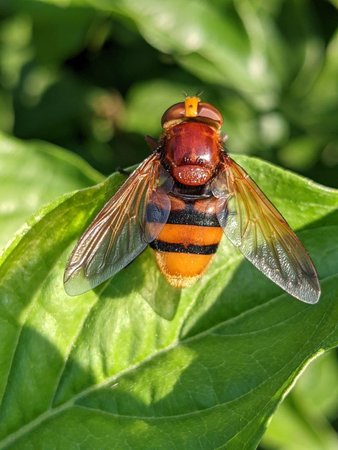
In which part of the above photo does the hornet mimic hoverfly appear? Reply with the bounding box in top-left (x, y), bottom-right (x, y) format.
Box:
top-left (64, 96), bottom-right (320, 303)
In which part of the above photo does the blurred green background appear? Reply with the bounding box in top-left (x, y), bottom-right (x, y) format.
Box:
top-left (0, 0), bottom-right (338, 187)
top-left (0, 0), bottom-right (337, 449)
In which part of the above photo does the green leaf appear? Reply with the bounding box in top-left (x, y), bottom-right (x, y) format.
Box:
top-left (0, 145), bottom-right (337, 449)
top-left (0, 132), bottom-right (103, 249)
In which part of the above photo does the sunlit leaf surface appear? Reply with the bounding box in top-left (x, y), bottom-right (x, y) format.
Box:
top-left (0, 133), bottom-right (102, 249)
top-left (0, 138), bottom-right (337, 449)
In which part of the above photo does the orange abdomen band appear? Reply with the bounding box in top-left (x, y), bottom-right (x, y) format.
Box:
top-left (149, 195), bottom-right (223, 287)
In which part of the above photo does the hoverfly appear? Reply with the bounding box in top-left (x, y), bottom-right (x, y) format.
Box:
top-left (64, 96), bottom-right (320, 303)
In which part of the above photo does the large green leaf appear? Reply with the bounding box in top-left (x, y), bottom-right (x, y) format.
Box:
top-left (0, 143), bottom-right (337, 449)
top-left (0, 132), bottom-right (102, 249)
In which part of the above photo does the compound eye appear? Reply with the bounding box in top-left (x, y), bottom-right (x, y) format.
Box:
top-left (161, 98), bottom-right (223, 128)
top-left (198, 103), bottom-right (223, 126)
top-left (161, 102), bottom-right (185, 126)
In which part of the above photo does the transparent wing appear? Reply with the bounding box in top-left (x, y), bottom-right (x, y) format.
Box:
top-left (64, 153), bottom-right (172, 296)
top-left (211, 154), bottom-right (320, 303)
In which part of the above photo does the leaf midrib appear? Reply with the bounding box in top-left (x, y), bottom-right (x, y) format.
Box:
top-left (0, 171), bottom-right (336, 448)
top-left (0, 272), bottom-right (335, 449)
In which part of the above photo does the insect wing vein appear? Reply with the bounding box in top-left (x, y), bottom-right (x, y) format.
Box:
top-left (212, 155), bottom-right (320, 303)
top-left (64, 153), bottom-right (170, 295)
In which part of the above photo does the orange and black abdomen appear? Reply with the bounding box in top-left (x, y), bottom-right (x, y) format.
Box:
top-left (148, 194), bottom-right (223, 287)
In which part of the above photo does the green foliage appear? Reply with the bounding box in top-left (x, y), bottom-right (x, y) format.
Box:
top-left (0, 133), bottom-right (102, 249)
top-left (262, 351), bottom-right (338, 450)
top-left (0, 0), bottom-right (337, 184)
top-left (0, 0), bottom-right (338, 448)
top-left (0, 136), bottom-right (337, 449)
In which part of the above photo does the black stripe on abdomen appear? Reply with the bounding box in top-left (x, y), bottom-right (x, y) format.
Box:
top-left (150, 240), bottom-right (218, 255)
top-left (146, 204), bottom-right (220, 227)
top-left (167, 209), bottom-right (219, 227)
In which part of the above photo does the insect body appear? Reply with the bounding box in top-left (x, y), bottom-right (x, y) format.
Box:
top-left (64, 96), bottom-right (320, 303)
top-left (149, 181), bottom-right (223, 288)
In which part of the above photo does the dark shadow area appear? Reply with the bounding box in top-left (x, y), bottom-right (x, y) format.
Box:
top-left (0, 325), bottom-right (93, 445)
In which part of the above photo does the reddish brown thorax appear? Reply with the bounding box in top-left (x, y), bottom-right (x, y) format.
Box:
top-left (161, 97), bottom-right (223, 186)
